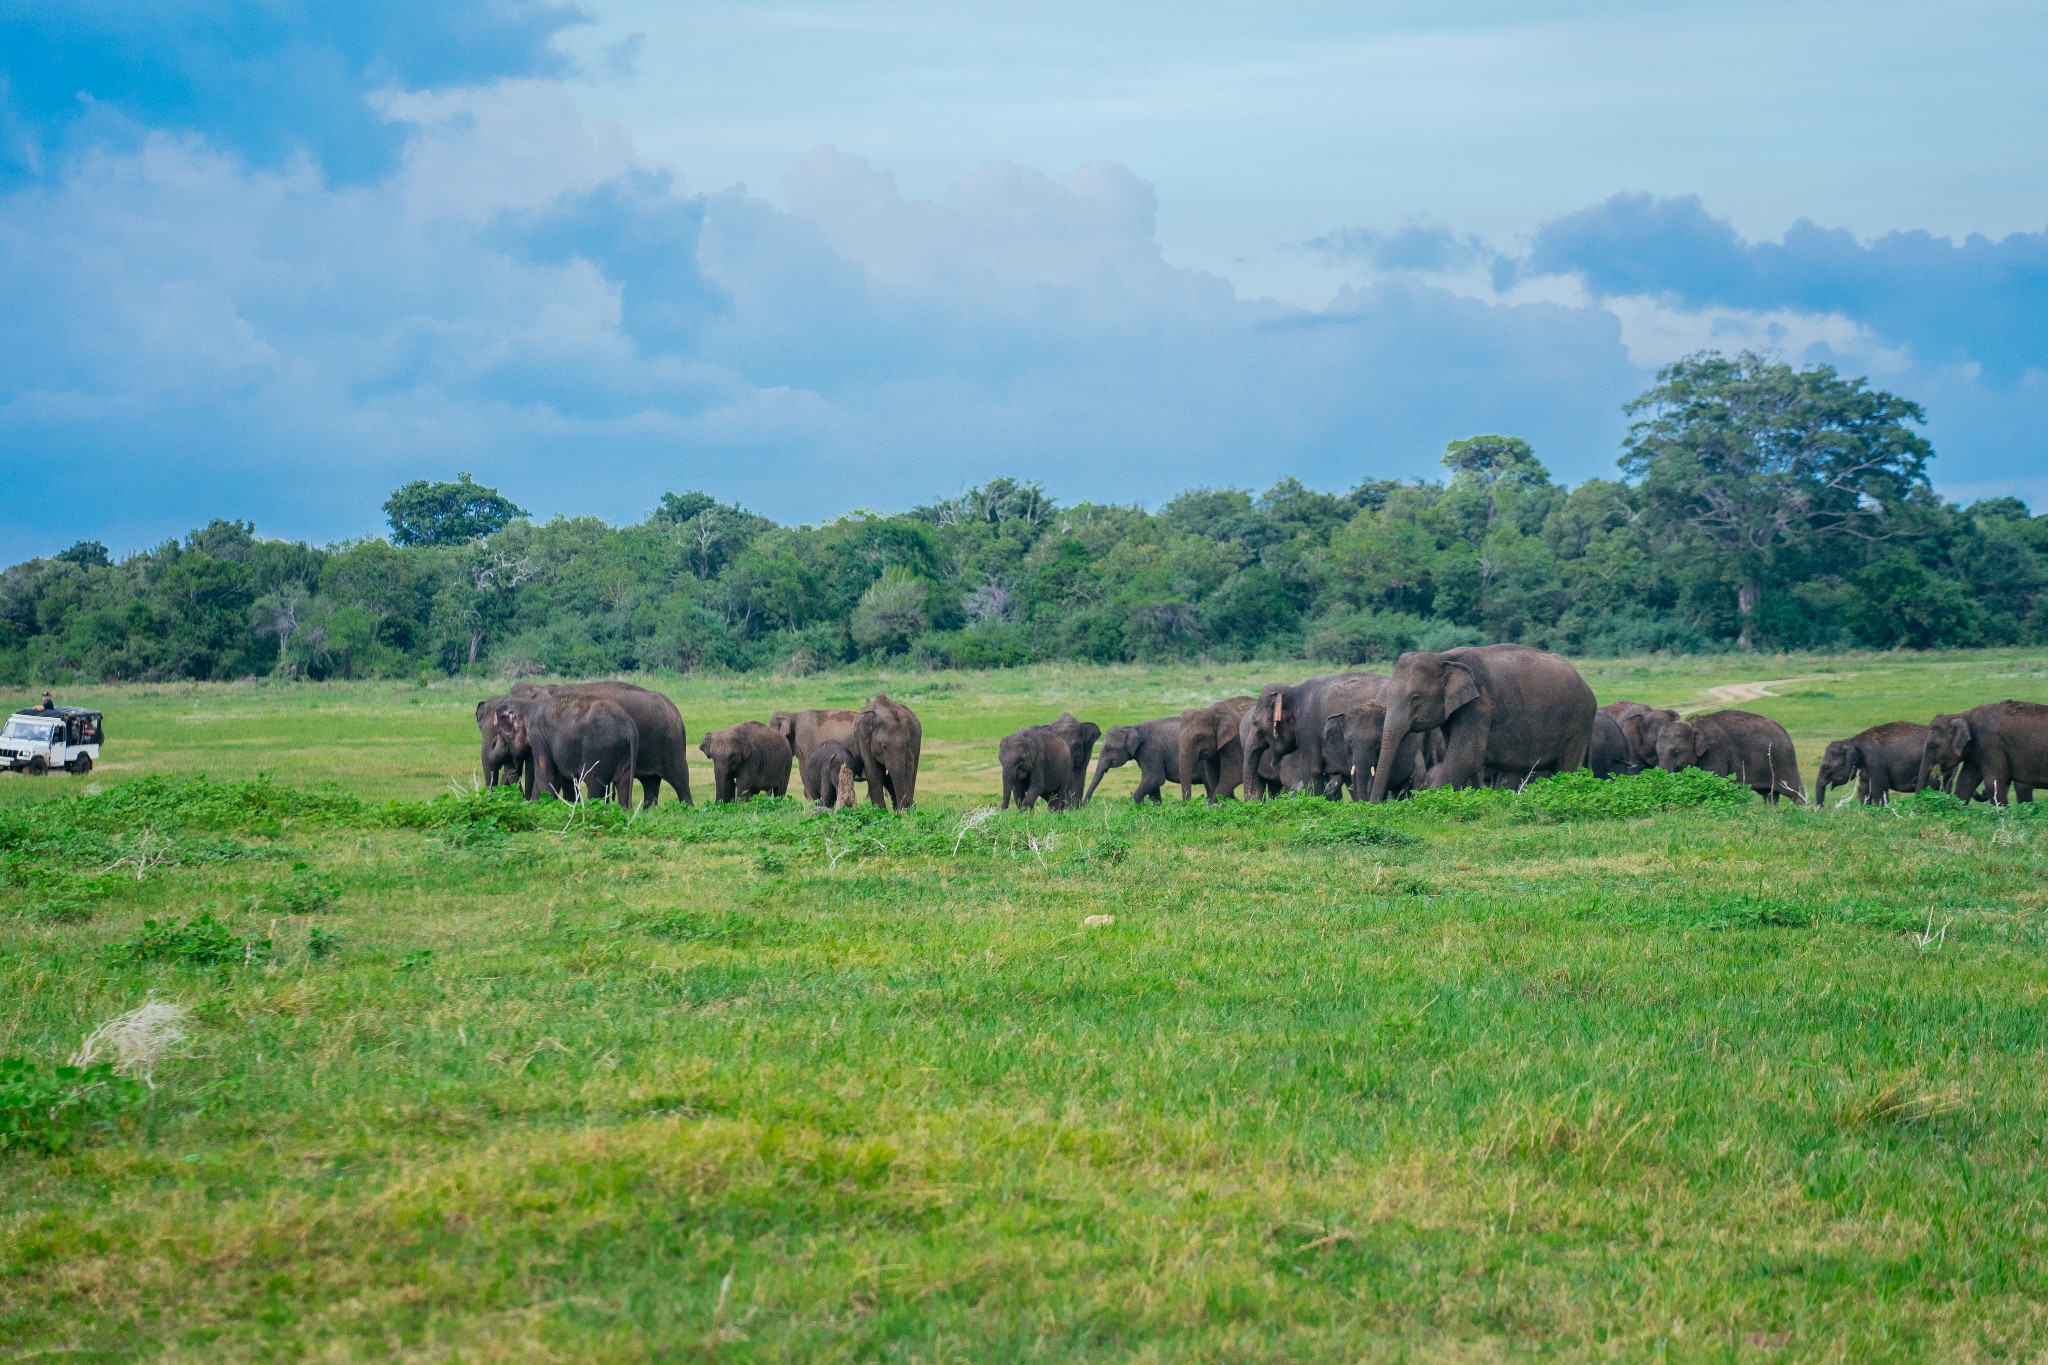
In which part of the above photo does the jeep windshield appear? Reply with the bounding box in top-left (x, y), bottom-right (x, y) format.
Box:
top-left (3, 719), bottom-right (57, 742)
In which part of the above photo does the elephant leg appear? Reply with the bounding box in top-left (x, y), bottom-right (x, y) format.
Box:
top-left (1133, 770), bottom-right (1161, 804)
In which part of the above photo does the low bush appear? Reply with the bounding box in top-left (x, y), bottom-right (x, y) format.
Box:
top-left (0, 1057), bottom-right (146, 1155)
top-left (108, 913), bottom-right (270, 968)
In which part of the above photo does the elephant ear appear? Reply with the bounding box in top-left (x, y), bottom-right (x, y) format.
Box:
top-left (1690, 727), bottom-right (1710, 760)
top-left (1443, 663), bottom-right (1480, 715)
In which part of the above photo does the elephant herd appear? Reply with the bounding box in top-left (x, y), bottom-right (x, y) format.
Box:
top-left (476, 648), bottom-right (2047, 816)
top-left (475, 684), bottom-right (924, 810)
top-left (1005, 643), bottom-right (2048, 811)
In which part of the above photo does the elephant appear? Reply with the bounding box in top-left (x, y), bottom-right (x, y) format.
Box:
top-left (699, 721), bottom-right (793, 803)
top-left (476, 696), bottom-right (531, 792)
top-left (1319, 702), bottom-right (1433, 800)
top-left (1178, 696), bottom-right (1256, 802)
top-left (1085, 716), bottom-right (1184, 804)
top-left (801, 739), bottom-right (863, 810)
top-left (1601, 700), bottom-right (1678, 771)
top-left (1588, 710), bottom-right (1640, 779)
top-left (770, 708), bottom-right (859, 766)
top-left (496, 693), bottom-right (638, 809)
top-left (1000, 725), bottom-right (1073, 811)
top-left (1369, 645), bottom-right (1597, 800)
top-left (1816, 721), bottom-right (1930, 806)
top-left (1915, 701), bottom-right (2048, 806)
top-left (1654, 709), bottom-right (1804, 803)
top-left (1244, 672), bottom-right (1387, 800)
top-left (1046, 712), bottom-right (1103, 807)
top-left (854, 694), bottom-right (922, 810)
top-left (511, 681), bottom-right (692, 806)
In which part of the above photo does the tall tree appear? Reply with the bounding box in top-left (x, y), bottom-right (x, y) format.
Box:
top-left (383, 474), bottom-right (528, 548)
top-left (1621, 352), bottom-right (1933, 649)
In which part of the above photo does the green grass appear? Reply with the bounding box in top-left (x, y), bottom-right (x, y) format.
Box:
top-left (3, 650), bottom-right (2048, 1360)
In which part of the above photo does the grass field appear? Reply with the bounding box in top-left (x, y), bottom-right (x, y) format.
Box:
top-left (4, 649), bottom-right (2048, 1360)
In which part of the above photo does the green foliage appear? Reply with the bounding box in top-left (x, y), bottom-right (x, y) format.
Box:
top-left (108, 912), bottom-right (269, 967)
top-left (1511, 767), bottom-right (1756, 820)
top-left (3, 364), bottom-right (2043, 686)
top-left (0, 1057), bottom-right (145, 1155)
top-left (383, 473), bottom-right (528, 547)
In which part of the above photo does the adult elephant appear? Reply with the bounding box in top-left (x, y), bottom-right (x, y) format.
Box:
top-left (770, 709), bottom-right (859, 766)
top-left (1653, 709), bottom-right (1804, 803)
top-left (1320, 702), bottom-right (1433, 801)
top-left (1601, 700), bottom-right (1678, 771)
top-left (1244, 672), bottom-right (1387, 800)
top-left (513, 681), bottom-right (692, 806)
top-left (1588, 710), bottom-right (1639, 779)
top-left (1368, 645), bottom-right (1596, 801)
top-left (1046, 712), bottom-right (1102, 807)
top-left (1916, 702), bottom-right (2047, 806)
top-left (476, 696), bottom-right (531, 791)
top-left (497, 693), bottom-right (638, 808)
top-left (699, 721), bottom-right (793, 803)
top-left (854, 694), bottom-right (922, 810)
top-left (1177, 696), bottom-right (1256, 803)
top-left (1000, 726), bottom-right (1073, 811)
top-left (1086, 716), bottom-right (1183, 804)
top-left (1816, 721), bottom-right (1930, 806)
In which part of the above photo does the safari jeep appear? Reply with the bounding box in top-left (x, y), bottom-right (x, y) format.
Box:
top-left (1, 707), bottom-right (104, 775)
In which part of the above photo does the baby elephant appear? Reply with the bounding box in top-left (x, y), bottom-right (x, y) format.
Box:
top-left (802, 739), bottom-right (864, 811)
top-left (1655, 709), bottom-right (1804, 803)
top-left (1000, 725), bottom-right (1073, 811)
top-left (699, 721), bottom-right (793, 803)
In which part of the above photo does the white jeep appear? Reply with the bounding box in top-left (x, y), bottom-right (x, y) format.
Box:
top-left (1, 707), bottom-right (104, 775)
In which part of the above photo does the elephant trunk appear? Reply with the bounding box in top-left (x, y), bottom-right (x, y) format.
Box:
top-left (1367, 703), bottom-right (1411, 802)
top-left (1083, 755), bottom-right (1112, 804)
top-left (1915, 746), bottom-right (1938, 794)
top-left (1178, 728), bottom-right (1203, 802)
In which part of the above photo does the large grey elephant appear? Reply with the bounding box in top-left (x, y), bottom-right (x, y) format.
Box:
top-left (1654, 709), bottom-right (1804, 803)
top-left (1368, 645), bottom-right (1596, 800)
top-left (1085, 716), bottom-right (1183, 804)
top-left (1600, 700), bottom-right (1678, 771)
top-left (770, 709), bottom-right (859, 765)
top-left (512, 681), bottom-right (692, 806)
top-left (1816, 721), bottom-right (1930, 806)
top-left (699, 721), bottom-right (793, 803)
top-left (1046, 712), bottom-right (1102, 807)
top-left (1916, 701), bottom-right (2047, 805)
top-left (1177, 696), bottom-right (1256, 802)
top-left (496, 693), bottom-right (639, 809)
top-left (854, 694), bottom-right (922, 810)
top-left (1000, 725), bottom-right (1073, 811)
top-left (1244, 672), bottom-right (1388, 800)
top-left (476, 696), bottom-right (531, 791)
top-left (1320, 702), bottom-right (1433, 800)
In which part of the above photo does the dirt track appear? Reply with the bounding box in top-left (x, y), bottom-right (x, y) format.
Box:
top-left (1678, 676), bottom-right (1835, 715)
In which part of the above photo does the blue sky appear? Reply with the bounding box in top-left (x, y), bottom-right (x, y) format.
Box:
top-left (1, 1), bottom-right (2042, 559)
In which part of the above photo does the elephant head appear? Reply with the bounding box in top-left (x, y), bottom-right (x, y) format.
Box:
top-left (768, 711), bottom-right (798, 749)
top-left (1917, 713), bottom-right (1972, 792)
top-left (1368, 652), bottom-right (1480, 801)
top-left (1815, 739), bottom-right (1861, 806)
top-left (1653, 720), bottom-right (1709, 772)
top-left (1086, 725), bottom-right (1142, 803)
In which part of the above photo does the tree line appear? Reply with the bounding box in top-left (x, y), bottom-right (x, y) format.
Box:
top-left (3, 353), bottom-right (2043, 685)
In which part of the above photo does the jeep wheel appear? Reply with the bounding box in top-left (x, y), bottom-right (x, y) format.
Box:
top-left (26, 755), bottom-right (48, 776)
top-left (68, 754), bottom-right (93, 775)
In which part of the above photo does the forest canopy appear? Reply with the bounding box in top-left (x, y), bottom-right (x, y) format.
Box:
top-left (3, 353), bottom-right (2042, 684)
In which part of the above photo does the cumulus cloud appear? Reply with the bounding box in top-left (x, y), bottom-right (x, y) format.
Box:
top-left (1522, 193), bottom-right (2048, 382)
top-left (0, 0), bottom-right (586, 186)
top-left (2, 19), bottom-right (2041, 556)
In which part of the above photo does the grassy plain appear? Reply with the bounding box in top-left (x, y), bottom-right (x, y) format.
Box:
top-left (3, 649), bottom-right (2048, 1360)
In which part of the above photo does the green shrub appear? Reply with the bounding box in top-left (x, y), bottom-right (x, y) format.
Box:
top-left (0, 1057), bottom-right (146, 1155)
top-left (1513, 768), bottom-right (1755, 821)
top-left (108, 912), bottom-right (269, 968)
